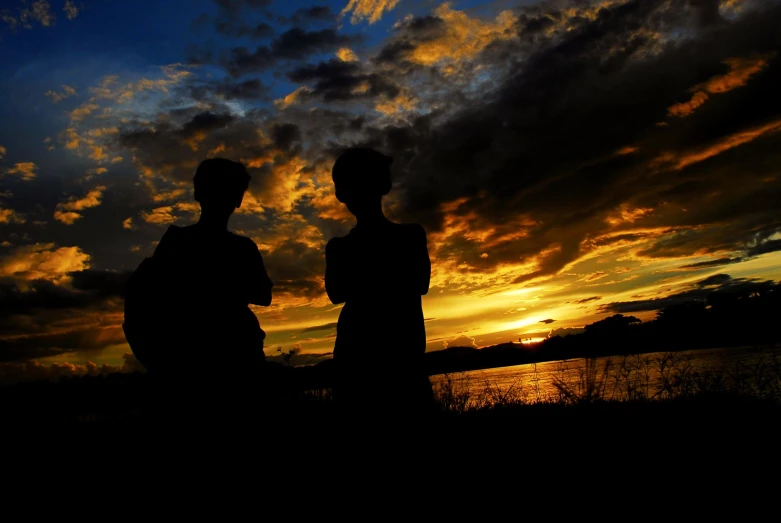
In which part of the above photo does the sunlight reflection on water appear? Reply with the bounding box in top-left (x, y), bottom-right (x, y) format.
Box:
top-left (429, 345), bottom-right (781, 403)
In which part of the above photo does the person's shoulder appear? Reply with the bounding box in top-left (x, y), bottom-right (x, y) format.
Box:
top-left (155, 224), bottom-right (185, 250)
top-left (326, 233), bottom-right (352, 253)
top-left (228, 231), bottom-right (260, 251)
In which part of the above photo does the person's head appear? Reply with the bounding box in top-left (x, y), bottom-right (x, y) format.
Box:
top-left (332, 147), bottom-right (392, 218)
top-left (193, 158), bottom-right (250, 220)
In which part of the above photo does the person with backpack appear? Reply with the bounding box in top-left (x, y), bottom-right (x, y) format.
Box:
top-left (123, 158), bottom-right (273, 425)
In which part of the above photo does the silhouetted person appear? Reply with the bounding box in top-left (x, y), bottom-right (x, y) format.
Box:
top-left (325, 148), bottom-right (434, 420)
top-left (123, 158), bottom-right (273, 425)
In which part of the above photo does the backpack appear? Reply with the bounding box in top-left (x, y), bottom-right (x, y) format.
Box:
top-left (122, 255), bottom-right (176, 372)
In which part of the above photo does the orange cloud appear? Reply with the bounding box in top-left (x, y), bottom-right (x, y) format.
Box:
top-left (4, 162), bottom-right (37, 181)
top-left (667, 91), bottom-right (709, 118)
top-left (342, 0), bottom-right (400, 24)
top-left (404, 4), bottom-right (516, 73)
top-left (0, 206), bottom-right (26, 224)
top-left (336, 47), bottom-right (359, 62)
top-left (122, 217), bottom-right (134, 230)
top-left (375, 92), bottom-right (416, 115)
top-left (667, 54), bottom-right (773, 118)
top-left (70, 103), bottom-right (100, 121)
top-left (0, 145), bottom-right (6, 159)
top-left (54, 186), bottom-right (106, 224)
top-left (0, 243), bottom-right (90, 283)
top-left (274, 86), bottom-right (311, 109)
top-left (656, 119), bottom-right (781, 170)
top-left (141, 202), bottom-right (199, 225)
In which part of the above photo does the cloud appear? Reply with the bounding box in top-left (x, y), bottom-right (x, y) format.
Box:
top-left (218, 27), bottom-right (363, 76)
top-left (212, 0), bottom-right (270, 16)
top-left (63, 0), bottom-right (77, 20)
top-left (1, 0), bottom-right (56, 29)
top-left (341, 0), bottom-right (400, 25)
top-left (44, 84), bottom-right (77, 103)
top-left (0, 243), bottom-right (90, 283)
top-left (285, 59), bottom-right (400, 103)
top-left (0, 207), bottom-right (26, 225)
top-left (3, 162), bottom-right (37, 180)
top-left (376, 3), bottom-right (515, 74)
top-left (572, 296), bottom-right (602, 304)
top-left (336, 47), bottom-right (358, 62)
top-left (667, 54), bottom-right (774, 117)
top-left (215, 20), bottom-right (273, 39)
top-left (0, 353), bottom-right (142, 386)
top-left (539, 319), bottom-right (556, 324)
top-left (122, 217), bottom-right (134, 230)
top-left (141, 202), bottom-right (199, 225)
top-left (289, 5), bottom-right (336, 25)
top-left (0, 145), bottom-right (6, 159)
top-left (444, 334), bottom-right (477, 349)
top-left (54, 186), bottom-right (107, 225)
top-left (599, 274), bottom-right (780, 314)
top-left (299, 321), bottom-right (338, 333)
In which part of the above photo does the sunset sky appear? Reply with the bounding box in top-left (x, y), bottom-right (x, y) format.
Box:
top-left (1, 0), bottom-right (781, 381)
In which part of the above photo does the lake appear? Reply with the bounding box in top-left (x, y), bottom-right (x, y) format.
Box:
top-left (429, 345), bottom-right (781, 405)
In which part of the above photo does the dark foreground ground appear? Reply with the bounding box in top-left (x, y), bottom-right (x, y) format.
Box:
top-left (3, 372), bottom-right (779, 507)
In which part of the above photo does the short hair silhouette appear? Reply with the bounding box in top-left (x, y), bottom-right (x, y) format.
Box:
top-left (332, 148), bottom-right (393, 203)
top-left (123, 156), bottom-right (273, 427)
top-left (325, 147), bottom-right (433, 419)
top-left (193, 157), bottom-right (251, 207)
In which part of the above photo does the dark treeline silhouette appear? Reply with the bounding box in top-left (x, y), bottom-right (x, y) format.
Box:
top-left (422, 280), bottom-right (781, 375)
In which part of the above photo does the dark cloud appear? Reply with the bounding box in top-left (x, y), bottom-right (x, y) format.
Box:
top-left (220, 28), bottom-right (362, 76)
top-left (213, 0), bottom-right (270, 16)
top-left (270, 28), bottom-right (361, 60)
top-left (355, 0), bottom-right (781, 282)
top-left (299, 321), bottom-right (337, 333)
top-left (214, 78), bottom-right (268, 100)
top-left (288, 6), bottom-right (336, 25)
top-left (572, 296), bottom-right (601, 304)
top-left (0, 325), bottom-right (127, 363)
top-left (678, 257), bottom-right (743, 269)
top-left (599, 274), bottom-right (780, 314)
top-left (270, 123), bottom-right (301, 152)
top-left (262, 238), bottom-right (325, 300)
top-left (539, 319), bottom-right (556, 324)
top-left (286, 59), bottom-right (400, 102)
top-left (216, 20), bottom-right (273, 39)
top-left (375, 15), bottom-right (446, 65)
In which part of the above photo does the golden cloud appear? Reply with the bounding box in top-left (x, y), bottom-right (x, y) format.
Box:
top-left (0, 145), bottom-right (6, 159)
top-left (336, 47), bottom-right (359, 62)
top-left (0, 243), bottom-right (90, 283)
top-left (342, 0), bottom-right (400, 24)
top-left (657, 119), bottom-right (781, 170)
top-left (122, 217), bottom-right (134, 230)
top-left (70, 103), bottom-right (100, 121)
top-left (4, 162), bottom-right (37, 181)
top-left (0, 206), bottom-right (26, 224)
top-left (141, 202), bottom-right (199, 225)
top-left (53, 210), bottom-right (81, 225)
top-left (667, 54), bottom-right (773, 118)
top-left (375, 92), bottom-right (416, 115)
top-left (405, 3), bottom-right (515, 73)
top-left (274, 86), bottom-right (311, 109)
top-left (54, 186), bottom-right (106, 225)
